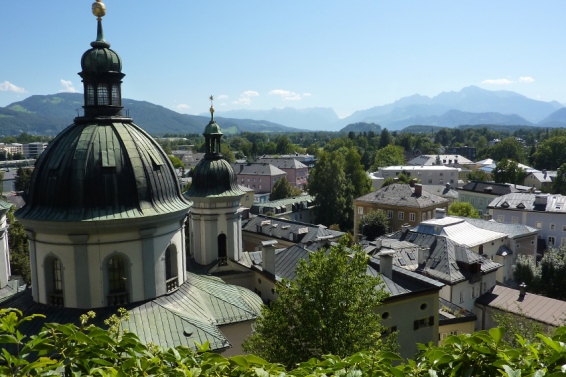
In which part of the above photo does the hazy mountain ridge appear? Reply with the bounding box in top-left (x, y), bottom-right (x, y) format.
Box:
top-left (0, 93), bottom-right (301, 136)
top-left (214, 107), bottom-right (340, 131)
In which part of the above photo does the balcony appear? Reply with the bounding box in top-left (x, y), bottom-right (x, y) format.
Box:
top-left (166, 277), bottom-right (179, 293)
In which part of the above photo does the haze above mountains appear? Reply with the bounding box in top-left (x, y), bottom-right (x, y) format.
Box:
top-left (1, 86), bottom-right (566, 136)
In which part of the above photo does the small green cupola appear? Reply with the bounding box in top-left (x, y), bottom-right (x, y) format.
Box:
top-left (79, 0), bottom-right (124, 118)
top-left (203, 95), bottom-right (224, 158)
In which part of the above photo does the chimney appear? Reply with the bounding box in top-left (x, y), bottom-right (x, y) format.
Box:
top-left (445, 183), bottom-right (450, 190)
top-left (543, 169), bottom-right (547, 178)
top-left (401, 224), bottom-right (411, 236)
top-left (435, 208), bottom-right (446, 219)
top-left (261, 240), bottom-right (277, 277)
top-left (418, 247), bottom-right (429, 265)
top-left (414, 183), bottom-right (423, 197)
top-left (393, 177), bottom-right (399, 183)
top-left (378, 249), bottom-right (395, 280)
top-left (483, 213), bottom-right (492, 221)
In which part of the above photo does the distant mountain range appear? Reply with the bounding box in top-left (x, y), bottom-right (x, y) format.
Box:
top-left (2, 86), bottom-right (566, 136)
top-left (219, 86), bottom-right (566, 131)
top-left (0, 93), bottom-right (303, 136)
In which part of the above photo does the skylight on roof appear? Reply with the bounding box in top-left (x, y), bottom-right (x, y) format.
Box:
top-left (407, 252), bottom-right (415, 260)
top-left (398, 258), bottom-right (407, 266)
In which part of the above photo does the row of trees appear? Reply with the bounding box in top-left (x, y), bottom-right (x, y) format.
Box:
top-left (514, 247), bottom-right (566, 300)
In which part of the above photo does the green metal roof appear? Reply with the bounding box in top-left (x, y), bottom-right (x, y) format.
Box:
top-left (185, 157), bottom-right (244, 199)
top-left (16, 119), bottom-right (190, 222)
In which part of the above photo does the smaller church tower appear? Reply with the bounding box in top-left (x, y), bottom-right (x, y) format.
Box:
top-left (185, 97), bottom-right (245, 266)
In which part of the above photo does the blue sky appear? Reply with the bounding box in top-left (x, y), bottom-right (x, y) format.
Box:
top-left (1, 1), bottom-right (565, 118)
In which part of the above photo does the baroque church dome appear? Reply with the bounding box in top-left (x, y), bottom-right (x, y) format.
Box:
top-left (17, 3), bottom-right (189, 223)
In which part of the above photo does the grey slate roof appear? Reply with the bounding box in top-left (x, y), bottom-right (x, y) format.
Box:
top-left (260, 158), bottom-right (307, 170)
top-left (247, 245), bottom-right (444, 299)
top-left (0, 272), bottom-right (262, 353)
top-left (458, 181), bottom-right (531, 196)
top-left (248, 244), bottom-right (312, 281)
top-left (355, 183), bottom-right (449, 208)
top-left (462, 217), bottom-right (538, 238)
top-left (422, 185), bottom-right (459, 200)
top-left (243, 215), bottom-right (344, 245)
top-left (488, 192), bottom-right (566, 213)
top-left (389, 232), bottom-right (501, 285)
top-left (233, 163), bottom-right (286, 177)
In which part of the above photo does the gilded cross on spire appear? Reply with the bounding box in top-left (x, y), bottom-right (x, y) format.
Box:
top-left (209, 95), bottom-right (215, 120)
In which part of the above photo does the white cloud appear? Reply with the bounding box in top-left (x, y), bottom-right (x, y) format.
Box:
top-left (176, 104), bottom-right (191, 111)
top-left (0, 81), bottom-right (26, 93)
top-left (60, 79), bottom-right (78, 93)
top-left (482, 78), bottom-right (513, 85)
top-left (269, 89), bottom-right (302, 101)
top-left (519, 76), bottom-right (535, 83)
top-left (302, 92), bottom-right (312, 97)
top-left (233, 90), bottom-right (259, 105)
top-left (217, 94), bottom-right (228, 100)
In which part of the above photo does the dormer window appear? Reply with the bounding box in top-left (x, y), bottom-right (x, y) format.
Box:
top-left (501, 201), bottom-right (510, 208)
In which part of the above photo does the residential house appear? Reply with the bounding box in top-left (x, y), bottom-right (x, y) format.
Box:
top-left (488, 193), bottom-right (566, 250)
top-left (250, 195), bottom-right (315, 223)
top-left (242, 214), bottom-right (344, 252)
top-left (243, 241), bottom-right (444, 359)
top-left (524, 170), bottom-right (555, 191)
top-left (475, 285), bottom-right (566, 332)
top-left (258, 158), bottom-right (309, 189)
top-left (354, 183), bottom-right (449, 237)
top-left (233, 162), bottom-right (286, 194)
top-left (260, 153), bottom-right (316, 170)
top-left (369, 165), bottom-right (461, 189)
top-left (171, 150), bottom-right (206, 171)
top-left (407, 154), bottom-right (475, 167)
top-left (387, 230), bottom-right (501, 314)
top-left (457, 180), bottom-right (531, 217)
top-left (423, 183), bottom-right (459, 203)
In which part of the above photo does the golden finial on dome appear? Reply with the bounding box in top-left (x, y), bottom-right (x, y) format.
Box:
top-left (92, 0), bottom-right (106, 20)
top-left (209, 95), bottom-right (215, 118)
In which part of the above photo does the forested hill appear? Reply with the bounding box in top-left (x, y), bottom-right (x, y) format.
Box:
top-left (0, 93), bottom-right (302, 136)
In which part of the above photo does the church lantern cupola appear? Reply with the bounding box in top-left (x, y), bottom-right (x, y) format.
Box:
top-left (79, 0), bottom-right (124, 118)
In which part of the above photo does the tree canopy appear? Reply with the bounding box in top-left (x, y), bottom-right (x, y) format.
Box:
top-left (492, 158), bottom-right (527, 185)
top-left (269, 176), bottom-right (302, 201)
top-left (552, 163), bottom-right (566, 195)
top-left (359, 209), bottom-right (389, 240)
top-left (308, 147), bottom-right (371, 230)
top-left (14, 167), bottom-right (33, 193)
top-left (532, 135), bottom-right (566, 170)
top-left (488, 137), bottom-right (526, 163)
top-left (243, 239), bottom-right (389, 367)
top-left (447, 202), bottom-right (481, 219)
top-left (371, 145), bottom-right (405, 171)
top-left (513, 247), bottom-right (566, 300)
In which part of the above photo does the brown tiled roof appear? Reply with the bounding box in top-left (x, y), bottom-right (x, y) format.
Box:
top-left (476, 285), bottom-right (566, 327)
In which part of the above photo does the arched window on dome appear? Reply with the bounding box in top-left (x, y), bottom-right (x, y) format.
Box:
top-left (107, 255), bottom-right (128, 306)
top-left (44, 256), bottom-right (64, 307)
top-left (218, 233), bottom-right (227, 265)
top-left (97, 84), bottom-right (109, 106)
top-left (165, 245), bottom-right (179, 292)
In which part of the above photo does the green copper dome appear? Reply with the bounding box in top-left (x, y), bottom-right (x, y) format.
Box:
top-left (17, 120), bottom-right (190, 222)
top-left (80, 14), bottom-right (121, 73)
top-left (185, 98), bottom-right (243, 199)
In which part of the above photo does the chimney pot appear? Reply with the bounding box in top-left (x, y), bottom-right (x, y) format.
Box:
top-left (261, 240), bottom-right (277, 276)
top-left (378, 249), bottom-right (395, 280)
top-left (414, 183), bottom-right (423, 197)
top-left (435, 208), bottom-right (446, 219)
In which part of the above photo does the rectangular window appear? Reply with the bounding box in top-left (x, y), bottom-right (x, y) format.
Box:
top-left (512, 217), bottom-right (518, 224)
top-left (398, 212), bottom-right (404, 220)
top-left (410, 213), bottom-right (415, 222)
top-left (387, 210), bottom-right (393, 219)
top-left (422, 212), bottom-right (426, 221)
top-left (562, 238), bottom-right (566, 247)
top-left (471, 198), bottom-right (475, 205)
top-left (549, 236), bottom-right (556, 246)
top-left (536, 222), bottom-right (542, 229)
top-left (551, 224), bottom-right (556, 231)
top-left (358, 206), bottom-right (363, 215)
top-left (497, 215), bottom-right (504, 223)
top-left (440, 172), bottom-right (443, 176)
top-left (428, 179), bottom-right (433, 184)
top-left (459, 291), bottom-right (464, 303)
top-left (563, 225), bottom-right (566, 232)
